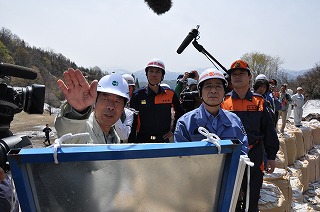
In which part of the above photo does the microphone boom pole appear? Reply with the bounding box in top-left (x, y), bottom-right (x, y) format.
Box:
top-left (192, 40), bottom-right (228, 74)
top-left (176, 26), bottom-right (228, 76)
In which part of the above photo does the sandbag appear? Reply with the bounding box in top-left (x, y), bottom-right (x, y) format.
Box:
top-left (259, 181), bottom-right (285, 212)
top-left (312, 147), bottom-right (320, 180)
top-left (281, 134), bottom-right (296, 166)
top-left (287, 166), bottom-right (302, 180)
top-left (288, 129), bottom-right (305, 159)
top-left (293, 159), bottom-right (309, 192)
top-left (263, 168), bottom-right (292, 212)
top-left (291, 201), bottom-right (315, 211)
top-left (276, 140), bottom-right (287, 169)
top-left (304, 181), bottom-right (320, 210)
top-left (305, 149), bottom-right (320, 183)
top-left (289, 177), bottom-right (304, 202)
top-left (310, 125), bottom-right (320, 145)
top-left (305, 154), bottom-right (317, 183)
top-left (300, 126), bottom-right (313, 152)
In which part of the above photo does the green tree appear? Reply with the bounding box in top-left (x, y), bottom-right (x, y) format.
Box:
top-left (290, 62), bottom-right (320, 100)
top-left (241, 51), bottom-right (287, 83)
top-left (0, 41), bottom-right (14, 63)
top-left (13, 47), bottom-right (30, 66)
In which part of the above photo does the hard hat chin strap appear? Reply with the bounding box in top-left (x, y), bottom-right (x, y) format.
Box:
top-left (146, 72), bottom-right (163, 87)
top-left (147, 79), bottom-right (161, 87)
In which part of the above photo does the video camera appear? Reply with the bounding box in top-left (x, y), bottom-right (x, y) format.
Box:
top-left (180, 90), bottom-right (199, 113)
top-left (0, 62), bottom-right (45, 171)
top-left (181, 90), bottom-right (198, 98)
top-left (188, 72), bottom-right (195, 79)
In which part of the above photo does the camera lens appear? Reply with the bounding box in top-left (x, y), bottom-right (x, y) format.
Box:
top-left (22, 84), bottom-right (45, 114)
top-left (188, 72), bottom-right (195, 78)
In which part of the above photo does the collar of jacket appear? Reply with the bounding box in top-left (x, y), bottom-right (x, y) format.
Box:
top-left (146, 85), bottom-right (166, 96)
top-left (195, 104), bottom-right (233, 129)
top-left (228, 89), bottom-right (254, 101)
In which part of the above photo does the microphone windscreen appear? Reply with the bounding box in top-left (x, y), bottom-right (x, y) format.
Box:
top-left (144, 0), bottom-right (172, 15)
top-left (0, 62), bottom-right (37, 80)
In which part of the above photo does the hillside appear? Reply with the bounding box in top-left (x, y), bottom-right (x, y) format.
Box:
top-left (0, 28), bottom-right (104, 107)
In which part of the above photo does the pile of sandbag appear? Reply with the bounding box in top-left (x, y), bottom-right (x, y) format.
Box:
top-left (258, 120), bottom-right (320, 211)
top-left (259, 181), bottom-right (286, 212)
top-left (262, 168), bottom-right (292, 211)
top-left (303, 180), bottom-right (320, 211)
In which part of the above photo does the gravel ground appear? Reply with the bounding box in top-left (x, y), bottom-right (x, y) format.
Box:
top-left (9, 111), bottom-right (57, 148)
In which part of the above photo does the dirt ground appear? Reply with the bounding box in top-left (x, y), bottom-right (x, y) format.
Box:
top-left (10, 111), bottom-right (57, 148)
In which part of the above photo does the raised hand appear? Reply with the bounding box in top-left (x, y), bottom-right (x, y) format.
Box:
top-left (57, 68), bottom-right (98, 112)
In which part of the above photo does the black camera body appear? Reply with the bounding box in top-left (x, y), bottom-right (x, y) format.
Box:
top-left (0, 62), bottom-right (45, 171)
top-left (188, 72), bottom-right (195, 79)
top-left (180, 90), bottom-right (199, 113)
top-left (0, 83), bottom-right (45, 113)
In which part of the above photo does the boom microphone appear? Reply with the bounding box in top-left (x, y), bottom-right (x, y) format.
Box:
top-left (0, 62), bottom-right (37, 80)
top-left (177, 26), bottom-right (199, 54)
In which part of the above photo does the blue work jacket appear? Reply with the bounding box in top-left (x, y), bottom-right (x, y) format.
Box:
top-left (174, 104), bottom-right (249, 155)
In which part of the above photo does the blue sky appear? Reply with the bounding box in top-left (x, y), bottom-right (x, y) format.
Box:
top-left (1, 0), bottom-right (319, 74)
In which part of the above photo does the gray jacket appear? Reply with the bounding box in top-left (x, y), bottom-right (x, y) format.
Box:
top-left (55, 102), bottom-right (120, 144)
top-left (280, 92), bottom-right (292, 111)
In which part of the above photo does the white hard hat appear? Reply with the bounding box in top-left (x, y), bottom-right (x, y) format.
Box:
top-left (160, 83), bottom-right (170, 89)
top-left (187, 78), bottom-right (198, 86)
top-left (198, 68), bottom-right (228, 90)
top-left (255, 74), bottom-right (268, 82)
top-left (97, 73), bottom-right (130, 103)
top-left (145, 58), bottom-right (165, 74)
top-left (297, 87), bottom-right (303, 91)
top-left (122, 74), bottom-right (135, 86)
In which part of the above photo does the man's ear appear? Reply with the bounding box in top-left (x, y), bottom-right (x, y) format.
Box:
top-left (123, 97), bottom-right (127, 106)
top-left (94, 93), bottom-right (99, 109)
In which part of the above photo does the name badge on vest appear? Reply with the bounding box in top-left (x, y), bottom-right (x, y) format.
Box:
top-left (247, 105), bottom-right (258, 111)
top-left (141, 100), bottom-right (146, 105)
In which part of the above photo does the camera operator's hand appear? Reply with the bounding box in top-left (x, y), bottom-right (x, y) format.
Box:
top-left (182, 72), bottom-right (189, 81)
top-left (57, 68), bottom-right (98, 113)
top-left (0, 167), bottom-right (5, 181)
top-left (189, 70), bottom-right (199, 80)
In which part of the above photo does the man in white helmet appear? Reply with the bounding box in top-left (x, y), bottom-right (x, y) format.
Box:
top-left (174, 68), bottom-right (249, 155)
top-left (128, 58), bottom-right (183, 143)
top-left (113, 74), bottom-right (136, 142)
top-left (55, 68), bottom-right (129, 144)
top-left (291, 87), bottom-right (304, 127)
top-left (122, 74), bottom-right (136, 99)
top-left (253, 74), bottom-right (276, 123)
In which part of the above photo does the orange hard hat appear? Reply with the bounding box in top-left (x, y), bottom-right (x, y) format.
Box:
top-left (228, 59), bottom-right (251, 75)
